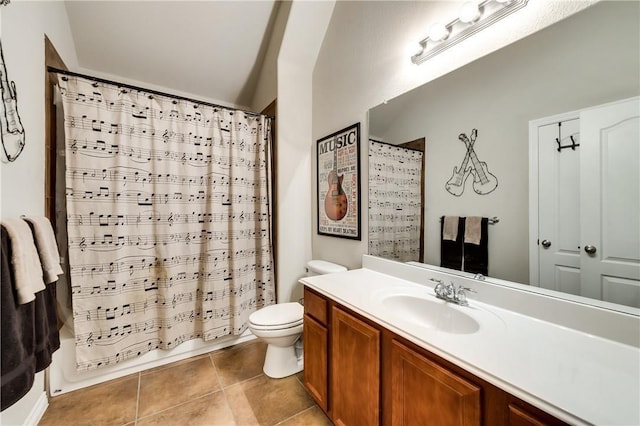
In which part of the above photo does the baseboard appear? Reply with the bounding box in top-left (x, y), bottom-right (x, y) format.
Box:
top-left (23, 391), bottom-right (48, 426)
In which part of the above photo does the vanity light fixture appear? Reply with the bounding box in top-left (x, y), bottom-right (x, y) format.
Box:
top-left (459, 1), bottom-right (482, 24)
top-left (411, 0), bottom-right (528, 65)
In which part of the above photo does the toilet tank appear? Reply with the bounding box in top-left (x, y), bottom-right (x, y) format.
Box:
top-left (306, 260), bottom-right (347, 276)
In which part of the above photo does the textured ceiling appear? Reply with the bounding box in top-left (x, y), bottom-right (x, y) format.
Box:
top-left (65, 1), bottom-right (279, 108)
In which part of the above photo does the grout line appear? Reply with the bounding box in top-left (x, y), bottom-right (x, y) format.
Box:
top-left (273, 405), bottom-right (316, 425)
top-left (134, 372), bottom-right (141, 425)
top-left (135, 390), bottom-right (223, 423)
top-left (209, 352), bottom-right (225, 391)
top-left (210, 355), bottom-right (237, 425)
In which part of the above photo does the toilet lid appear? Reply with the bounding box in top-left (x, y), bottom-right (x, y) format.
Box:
top-left (249, 302), bottom-right (303, 327)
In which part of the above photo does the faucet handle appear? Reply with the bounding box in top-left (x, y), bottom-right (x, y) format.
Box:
top-left (454, 286), bottom-right (476, 306)
top-left (430, 278), bottom-right (447, 298)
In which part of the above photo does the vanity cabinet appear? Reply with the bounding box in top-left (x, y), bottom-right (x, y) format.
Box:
top-left (303, 288), bottom-right (329, 411)
top-left (331, 306), bottom-right (380, 426)
top-left (390, 339), bottom-right (480, 426)
top-left (302, 287), bottom-right (568, 426)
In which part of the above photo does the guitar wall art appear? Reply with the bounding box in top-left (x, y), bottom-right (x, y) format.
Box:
top-left (317, 123), bottom-right (361, 240)
top-left (0, 41), bottom-right (26, 162)
top-left (445, 128), bottom-right (498, 197)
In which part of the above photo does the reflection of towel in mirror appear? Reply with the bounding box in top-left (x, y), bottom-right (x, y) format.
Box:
top-left (464, 216), bottom-right (482, 245)
top-left (443, 216), bottom-right (459, 241)
top-left (463, 217), bottom-right (488, 275)
top-left (22, 216), bottom-right (63, 284)
top-left (0, 218), bottom-right (45, 304)
top-left (441, 216), bottom-right (464, 270)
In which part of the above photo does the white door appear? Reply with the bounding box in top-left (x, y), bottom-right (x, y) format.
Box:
top-left (533, 97), bottom-right (640, 308)
top-left (537, 118), bottom-right (582, 296)
top-left (580, 97), bottom-right (640, 306)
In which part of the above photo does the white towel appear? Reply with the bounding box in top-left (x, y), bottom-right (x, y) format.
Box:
top-left (464, 216), bottom-right (482, 245)
top-left (0, 218), bottom-right (46, 304)
top-left (22, 216), bottom-right (63, 284)
top-left (442, 216), bottom-right (459, 241)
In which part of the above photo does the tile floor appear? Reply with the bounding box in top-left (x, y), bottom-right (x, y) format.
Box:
top-left (39, 340), bottom-right (332, 426)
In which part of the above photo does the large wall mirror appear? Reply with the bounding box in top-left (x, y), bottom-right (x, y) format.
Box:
top-left (368, 1), bottom-right (639, 312)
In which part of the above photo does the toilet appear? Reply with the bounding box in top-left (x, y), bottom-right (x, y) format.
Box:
top-left (248, 260), bottom-right (347, 378)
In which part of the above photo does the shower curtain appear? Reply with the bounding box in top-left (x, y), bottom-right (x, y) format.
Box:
top-left (56, 74), bottom-right (275, 371)
top-left (368, 140), bottom-right (423, 262)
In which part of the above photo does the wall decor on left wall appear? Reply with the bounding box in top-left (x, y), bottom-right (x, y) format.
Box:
top-left (0, 41), bottom-right (26, 163)
top-left (317, 123), bottom-right (361, 240)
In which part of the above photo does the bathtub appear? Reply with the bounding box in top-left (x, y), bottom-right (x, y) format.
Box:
top-left (48, 323), bottom-right (255, 396)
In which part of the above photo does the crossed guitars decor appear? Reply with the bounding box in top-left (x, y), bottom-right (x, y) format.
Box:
top-left (445, 129), bottom-right (498, 197)
top-left (0, 41), bottom-right (26, 162)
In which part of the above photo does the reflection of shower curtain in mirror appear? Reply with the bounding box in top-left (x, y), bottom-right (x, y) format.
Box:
top-left (368, 140), bottom-right (422, 262)
top-left (56, 74), bottom-right (275, 371)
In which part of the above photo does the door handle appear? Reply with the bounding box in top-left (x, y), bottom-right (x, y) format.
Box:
top-left (541, 239), bottom-right (551, 248)
top-left (584, 245), bottom-right (597, 255)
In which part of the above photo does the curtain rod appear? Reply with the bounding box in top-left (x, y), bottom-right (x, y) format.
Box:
top-left (369, 138), bottom-right (423, 153)
top-left (47, 66), bottom-right (274, 120)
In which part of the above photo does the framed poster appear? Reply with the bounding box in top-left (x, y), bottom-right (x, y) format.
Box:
top-left (317, 122), bottom-right (361, 240)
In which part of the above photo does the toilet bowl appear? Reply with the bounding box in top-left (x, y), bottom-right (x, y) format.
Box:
top-left (248, 260), bottom-right (347, 378)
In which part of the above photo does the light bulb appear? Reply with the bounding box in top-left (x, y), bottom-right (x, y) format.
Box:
top-left (428, 23), bottom-right (450, 42)
top-left (459, 1), bottom-right (481, 23)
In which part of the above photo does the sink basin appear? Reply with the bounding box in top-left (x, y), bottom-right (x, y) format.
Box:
top-left (380, 292), bottom-right (480, 334)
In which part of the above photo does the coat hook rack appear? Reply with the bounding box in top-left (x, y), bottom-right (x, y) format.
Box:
top-left (556, 135), bottom-right (580, 152)
top-left (555, 121), bottom-right (580, 153)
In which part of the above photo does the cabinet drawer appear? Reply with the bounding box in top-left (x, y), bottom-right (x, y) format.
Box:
top-left (304, 287), bottom-right (328, 325)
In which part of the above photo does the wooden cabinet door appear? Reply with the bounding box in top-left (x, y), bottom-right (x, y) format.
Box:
top-left (303, 314), bottom-right (329, 411)
top-left (332, 307), bottom-right (381, 426)
top-left (507, 403), bottom-right (569, 426)
top-left (390, 339), bottom-right (481, 426)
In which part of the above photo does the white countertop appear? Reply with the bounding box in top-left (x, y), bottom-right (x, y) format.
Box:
top-left (301, 268), bottom-right (640, 426)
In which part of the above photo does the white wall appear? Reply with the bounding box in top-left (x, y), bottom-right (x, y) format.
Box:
top-left (0, 2), bottom-right (78, 424)
top-left (275, 0), bottom-right (334, 303)
top-left (311, 0), bottom-right (598, 271)
top-left (369, 1), bottom-right (640, 284)
top-left (250, 1), bottom-right (290, 113)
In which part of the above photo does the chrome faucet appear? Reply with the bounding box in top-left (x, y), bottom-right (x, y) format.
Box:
top-left (430, 279), bottom-right (476, 306)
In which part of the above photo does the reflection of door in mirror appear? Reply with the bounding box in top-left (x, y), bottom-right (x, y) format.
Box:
top-left (531, 97), bottom-right (640, 309)
top-left (369, 138), bottom-right (425, 262)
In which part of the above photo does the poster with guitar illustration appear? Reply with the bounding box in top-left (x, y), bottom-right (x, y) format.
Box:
top-left (445, 129), bottom-right (498, 196)
top-left (317, 123), bottom-right (361, 240)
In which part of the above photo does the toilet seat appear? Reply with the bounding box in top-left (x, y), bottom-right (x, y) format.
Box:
top-left (249, 319), bottom-right (303, 331)
top-left (249, 302), bottom-right (303, 330)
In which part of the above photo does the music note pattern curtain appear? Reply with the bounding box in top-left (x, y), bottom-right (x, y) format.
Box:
top-left (368, 140), bottom-right (423, 262)
top-left (57, 74), bottom-right (275, 371)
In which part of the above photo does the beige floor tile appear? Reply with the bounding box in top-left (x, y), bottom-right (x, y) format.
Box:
top-left (137, 391), bottom-right (235, 426)
top-left (38, 374), bottom-right (138, 426)
top-left (277, 406), bottom-right (333, 426)
top-left (240, 375), bottom-right (315, 426)
top-left (138, 356), bottom-right (220, 418)
top-left (211, 339), bottom-right (267, 387)
top-left (224, 382), bottom-right (260, 426)
top-left (39, 342), bottom-right (325, 426)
